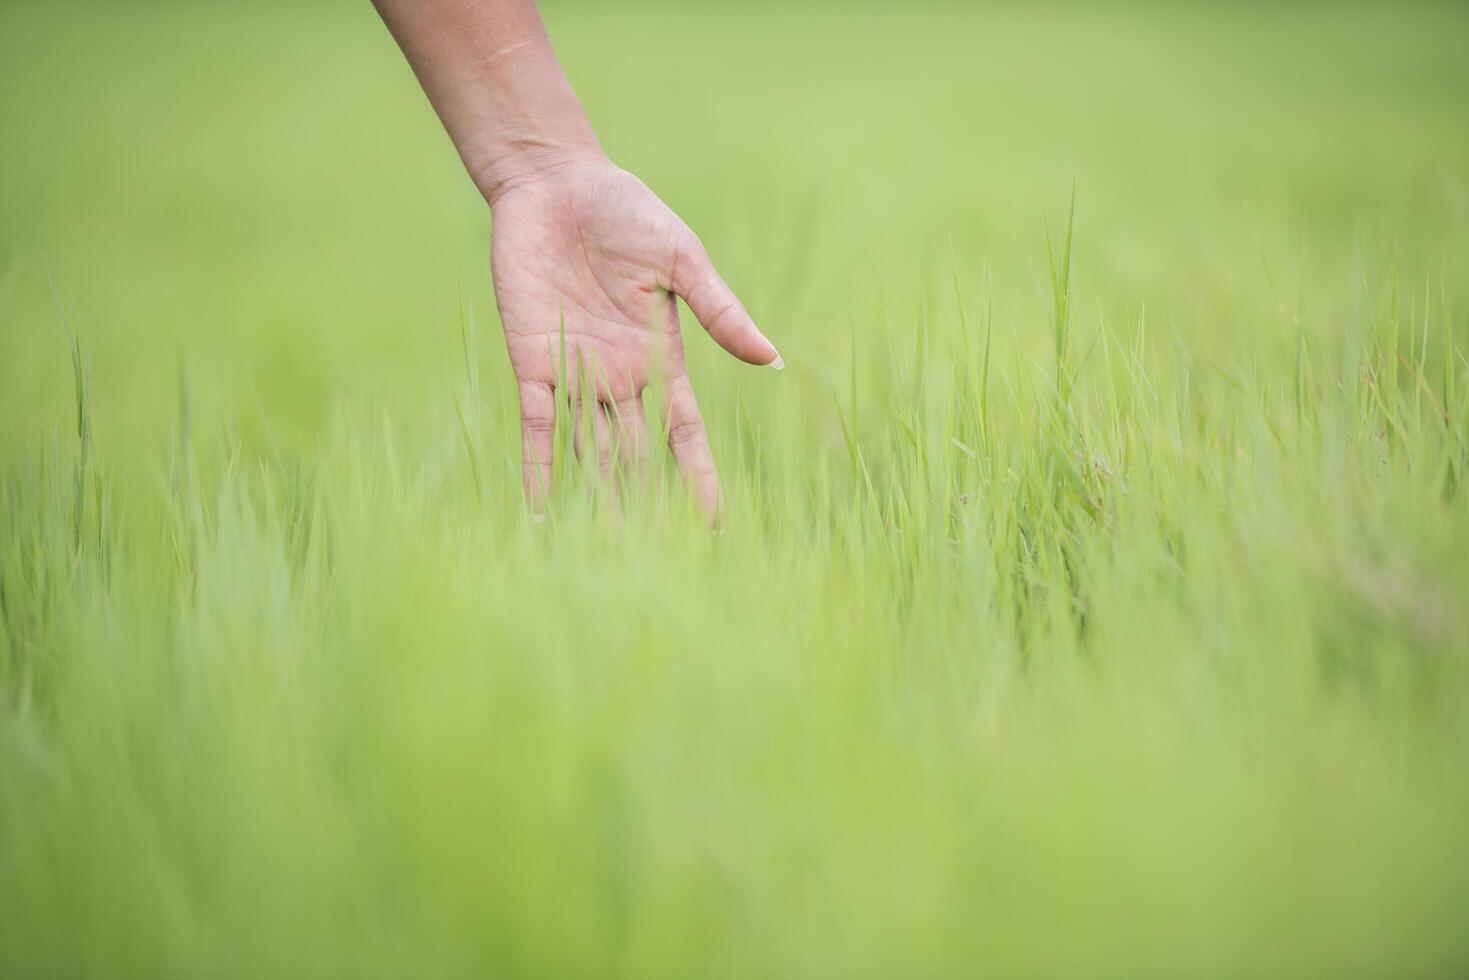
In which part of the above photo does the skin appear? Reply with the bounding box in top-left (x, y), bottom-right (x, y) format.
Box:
top-left (371, 0), bottom-right (782, 519)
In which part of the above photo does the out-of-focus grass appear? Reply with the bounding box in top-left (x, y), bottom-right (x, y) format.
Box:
top-left (3, 2), bottom-right (1469, 977)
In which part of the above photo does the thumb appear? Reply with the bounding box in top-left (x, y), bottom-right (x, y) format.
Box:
top-left (670, 236), bottom-right (783, 368)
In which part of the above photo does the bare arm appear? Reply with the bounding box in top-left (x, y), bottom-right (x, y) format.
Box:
top-left (370, 0), bottom-right (599, 201)
top-left (372, 0), bottom-right (781, 518)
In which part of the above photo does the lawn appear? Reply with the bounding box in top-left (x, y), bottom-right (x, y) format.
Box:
top-left (2, 1), bottom-right (1468, 976)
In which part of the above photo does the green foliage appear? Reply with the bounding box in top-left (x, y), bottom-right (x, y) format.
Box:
top-left (3, 2), bottom-right (1469, 976)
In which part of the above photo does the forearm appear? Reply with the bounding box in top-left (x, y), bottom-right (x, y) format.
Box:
top-left (371, 0), bottom-right (605, 202)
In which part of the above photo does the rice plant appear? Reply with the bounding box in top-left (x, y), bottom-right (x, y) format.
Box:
top-left (2, 1), bottom-right (1467, 976)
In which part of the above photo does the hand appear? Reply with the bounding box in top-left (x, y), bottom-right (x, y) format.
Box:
top-left (488, 157), bottom-right (782, 518)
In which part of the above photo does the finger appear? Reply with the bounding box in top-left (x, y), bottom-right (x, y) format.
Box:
top-left (663, 374), bottom-right (721, 521)
top-left (518, 380), bottom-right (555, 513)
top-left (608, 393), bottom-right (648, 474)
top-left (571, 396), bottom-right (614, 479)
top-left (670, 236), bottom-right (783, 368)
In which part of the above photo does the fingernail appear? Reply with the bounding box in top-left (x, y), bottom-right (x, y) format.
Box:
top-left (769, 353), bottom-right (785, 371)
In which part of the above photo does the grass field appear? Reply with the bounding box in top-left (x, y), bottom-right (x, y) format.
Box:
top-left (3, 1), bottom-right (1469, 976)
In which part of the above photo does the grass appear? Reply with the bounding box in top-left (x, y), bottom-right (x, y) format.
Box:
top-left (3, 1), bottom-right (1469, 976)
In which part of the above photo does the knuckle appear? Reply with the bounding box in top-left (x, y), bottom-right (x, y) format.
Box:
top-left (704, 299), bottom-right (740, 331)
top-left (667, 418), bottom-right (706, 448)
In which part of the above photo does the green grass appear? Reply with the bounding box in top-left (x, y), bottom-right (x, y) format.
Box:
top-left (3, 2), bottom-right (1469, 976)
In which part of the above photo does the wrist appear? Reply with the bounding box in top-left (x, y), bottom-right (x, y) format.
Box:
top-left (472, 130), bottom-right (608, 205)
top-left (457, 46), bottom-right (609, 205)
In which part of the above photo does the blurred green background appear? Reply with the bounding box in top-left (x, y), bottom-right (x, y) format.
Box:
top-left (4, 1), bottom-right (1466, 457)
top-left (3, 2), bottom-right (1469, 977)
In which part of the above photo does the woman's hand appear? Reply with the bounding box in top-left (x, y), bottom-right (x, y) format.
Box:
top-left (371, 0), bottom-right (778, 518)
top-left (489, 158), bottom-right (781, 517)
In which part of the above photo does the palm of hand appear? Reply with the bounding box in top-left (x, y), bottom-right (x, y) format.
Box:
top-left (488, 162), bottom-right (778, 516)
